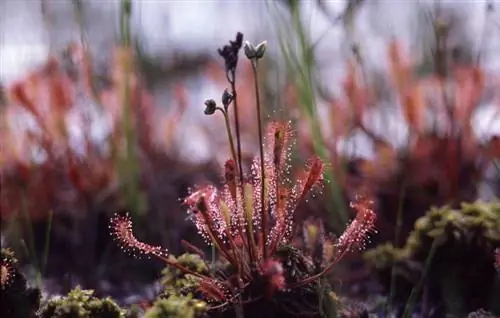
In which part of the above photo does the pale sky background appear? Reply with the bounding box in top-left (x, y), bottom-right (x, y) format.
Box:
top-left (1, 0), bottom-right (499, 164)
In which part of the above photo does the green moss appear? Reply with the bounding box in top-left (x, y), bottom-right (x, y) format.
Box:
top-left (0, 248), bottom-right (41, 318)
top-left (143, 294), bottom-right (207, 318)
top-left (141, 253), bottom-right (208, 318)
top-left (39, 286), bottom-right (124, 318)
top-left (363, 243), bottom-right (418, 302)
top-left (160, 253), bottom-right (208, 298)
top-left (365, 201), bottom-right (500, 315)
top-left (408, 201), bottom-right (500, 316)
top-left (363, 243), bottom-right (409, 269)
top-left (407, 202), bottom-right (500, 259)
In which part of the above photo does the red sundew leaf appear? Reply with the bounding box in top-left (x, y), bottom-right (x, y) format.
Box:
top-left (328, 99), bottom-right (350, 138)
top-left (334, 195), bottom-right (377, 262)
top-left (343, 60), bottom-right (366, 121)
top-left (183, 187), bottom-right (237, 265)
top-left (197, 278), bottom-right (229, 303)
top-left (265, 121), bottom-right (293, 173)
top-left (109, 213), bottom-right (169, 259)
top-left (0, 256), bottom-right (15, 290)
top-left (260, 258), bottom-right (286, 298)
top-left (9, 82), bottom-right (43, 122)
top-left (47, 65), bottom-right (73, 114)
top-left (293, 156), bottom-right (325, 204)
top-left (388, 39), bottom-right (411, 93)
top-left (452, 66), bottom-right (485, 127)
top-left (402, 84), bottom-right (425, 133)
top-left (268, 187), bottom-right (290, 254)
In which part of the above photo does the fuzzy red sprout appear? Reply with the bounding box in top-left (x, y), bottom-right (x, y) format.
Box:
top-left (110, 213), bottom-right (211, 280)
top-left (0, 256), bottom-right (15, 290)
top-left (290, 195), bottom-right (377, 287)
top-left (335, 195), bottom-right (377, 259)
top-left (260, 258), bottom-right (286, 298)
top-left (110, 213), bottom-right (169, 259)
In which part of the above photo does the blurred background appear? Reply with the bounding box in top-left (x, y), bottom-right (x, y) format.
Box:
top-left (1, 0), bottom-right (499, 314)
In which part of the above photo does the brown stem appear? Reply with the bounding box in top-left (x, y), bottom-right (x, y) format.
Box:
top-left (229, 70), bottom-right (244, 184)
top-left (217, 107), bottom-right (239, 171)
top-left (251, 60), bottom-right (267, 259)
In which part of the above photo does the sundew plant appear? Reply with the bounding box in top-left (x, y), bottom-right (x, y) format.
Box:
top-left (110, 33), bottom-right (377, 316)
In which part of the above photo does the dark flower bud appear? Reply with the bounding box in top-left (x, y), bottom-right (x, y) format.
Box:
top-left (204, 99), bottom-right (217, 115)
top-left (218, 33), bottom-right (244, 75)
top-left (222, 89), bottom-right (233, 107)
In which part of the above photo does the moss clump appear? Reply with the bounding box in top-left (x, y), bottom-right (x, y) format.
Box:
top-left (143, 294), bottom-right (208, 318)
top-left (0, 248), bottom-right (41, 318)
top-left (39, 286), bottom-right (124, 318)
top-left (406, 202), bottom-right (500, 257)
top-left (364, 243), bottom-right (409, 270)
top-left (160, 253), bottom-right (208, 298)
top-left (365, 201), bottom-right (500, 316)
top-left (363, 243), bottom-right (418, 302)
top-left (141, 253), bottom-right (208, 318)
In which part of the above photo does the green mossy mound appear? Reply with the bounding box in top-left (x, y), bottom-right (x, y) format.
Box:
top-left (365, 201), bottom-right (500, 316)
top-left (39, 286), bottom-right (124, 318)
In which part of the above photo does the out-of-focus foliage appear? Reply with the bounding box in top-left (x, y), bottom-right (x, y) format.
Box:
top-left (0, 46), bottom-right (221, 294)
top-left (270, 1), bottom-right (500, 241)
top-left (321, 38), bottom-right (499, 242)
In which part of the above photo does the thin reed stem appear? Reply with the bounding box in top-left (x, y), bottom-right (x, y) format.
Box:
top-left (251, 60), bottom-right (267, 258)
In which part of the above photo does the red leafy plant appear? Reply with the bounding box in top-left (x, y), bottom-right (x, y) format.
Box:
top-left (290, 38), bottom-right (500, 243)
top-left (110, 33), bottom-right (376, 316)
top-left (0, 45), bottom-right (221, 293)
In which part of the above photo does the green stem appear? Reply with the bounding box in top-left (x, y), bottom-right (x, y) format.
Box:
top-left (41, 209), bottom-right (53, 277)
top-left (387, 185), bottom-right (406, 315)
top-left (403, 237), bottom-right (440, 318)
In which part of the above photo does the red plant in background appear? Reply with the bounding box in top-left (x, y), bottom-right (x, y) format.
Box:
top-left (110, 33), bottom-right (377, 313)
top-left (0, 45), bottom-right (190, 222)
top-left (294, 38), bottom-right (500, 243)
